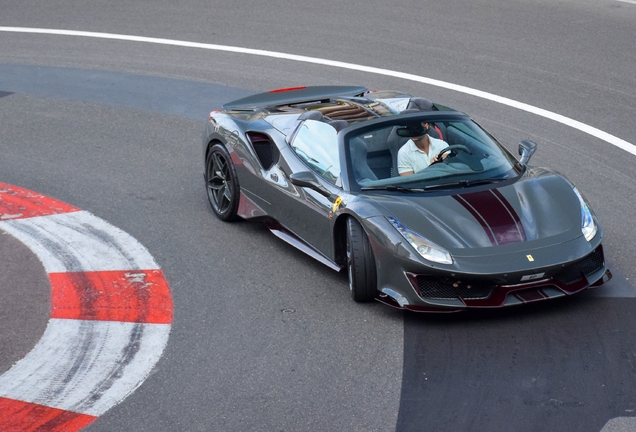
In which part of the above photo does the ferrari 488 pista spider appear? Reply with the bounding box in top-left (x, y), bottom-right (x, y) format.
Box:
top-left (202, 85), bottom-right (611, 312)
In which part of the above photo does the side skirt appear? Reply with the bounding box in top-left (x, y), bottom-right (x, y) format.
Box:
top-left (264, 220), bottom-right (342, 272)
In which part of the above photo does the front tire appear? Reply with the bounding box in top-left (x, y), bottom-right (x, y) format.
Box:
top-left (205, 143), bottom-right (240, 221)
top-left (346, 217), bottom-right (377, 302)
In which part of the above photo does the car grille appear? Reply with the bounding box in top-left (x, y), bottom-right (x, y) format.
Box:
top-left (554, 247), bottom-right (604, 285)
top-left (416, 277), bottom-right (495, 300)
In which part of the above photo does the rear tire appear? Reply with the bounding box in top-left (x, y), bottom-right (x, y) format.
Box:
top-left (205, 143), bottom-right (240, 221)
top-left (346, 217), bottom-right (377, 302)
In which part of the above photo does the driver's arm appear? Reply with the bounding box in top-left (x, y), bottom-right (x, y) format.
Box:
top-left (431, 140), bottom-right (450, 163)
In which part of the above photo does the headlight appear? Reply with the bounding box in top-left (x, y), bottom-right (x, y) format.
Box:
top-left (387, 217), bottom-right (453, 264)
top-left (574, 188), bottom-right (597, 241)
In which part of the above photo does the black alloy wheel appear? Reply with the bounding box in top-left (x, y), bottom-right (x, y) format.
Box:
top-left (206, 143), bottom-right (240, 221)
top-left (346, 217), bottom-right (377, 302)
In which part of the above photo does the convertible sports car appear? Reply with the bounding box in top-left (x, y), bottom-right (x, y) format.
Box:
top-left (202, 85), bottom-right (611, 312)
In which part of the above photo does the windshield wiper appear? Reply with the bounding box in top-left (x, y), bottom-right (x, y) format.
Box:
top-left (423, 178), bottom-right (504, 191)
top-left (362, 178), bottom-right (506, 192)
top-left (361, 185), bottom-right (423, 192)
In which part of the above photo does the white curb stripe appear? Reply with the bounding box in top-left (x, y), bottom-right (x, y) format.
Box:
top-left (0, 211), bottom-right (159, 273)
top-left (0, 26), bottom-right (634, 156)
top-left (0, 319), bottom-right (170, 417)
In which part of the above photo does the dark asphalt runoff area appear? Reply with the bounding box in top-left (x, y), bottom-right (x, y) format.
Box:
top-left (0, 228), bottom-right (50, 375)
top-left (1, 0), bottom-right (636, 430)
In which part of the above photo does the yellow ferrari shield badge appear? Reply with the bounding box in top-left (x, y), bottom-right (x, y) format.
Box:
top-left (332, 196), bottom-right (344, 213)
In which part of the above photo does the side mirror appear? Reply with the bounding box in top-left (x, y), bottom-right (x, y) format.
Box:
top-left (289, 171), bottom-right (336, 201)
top-left (518, 140), bottom-right (537, 165)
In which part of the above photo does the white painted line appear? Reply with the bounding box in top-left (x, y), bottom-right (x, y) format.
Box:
top-left (0, 211), bottom-right (159, 273)
top-left (0, 319), bottom-right (170, 417)
top-left (616, 0), bottom-right (636, 4)
top-left (0, 26), bottom-right (634, 157)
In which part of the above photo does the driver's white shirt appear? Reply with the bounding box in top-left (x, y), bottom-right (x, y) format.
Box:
top-left (397, 136), bottom-right (449, 174)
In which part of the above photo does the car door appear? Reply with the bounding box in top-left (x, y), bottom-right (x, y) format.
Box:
top-left (265, 119), bottom-right (341, 260)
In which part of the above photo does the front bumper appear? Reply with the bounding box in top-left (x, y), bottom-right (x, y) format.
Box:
top-left (376, 245), bottom-right (612, 312)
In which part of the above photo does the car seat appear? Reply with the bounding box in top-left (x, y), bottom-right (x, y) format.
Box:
top-left (349, 138), bottom-right (378, 182)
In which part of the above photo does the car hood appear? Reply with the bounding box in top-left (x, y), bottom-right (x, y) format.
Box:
top-left (367, 169), bottom-right (584, 256)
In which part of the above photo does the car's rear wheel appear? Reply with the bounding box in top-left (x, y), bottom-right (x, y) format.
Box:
top-left (206, 143), bottom-right (240, 221)
top-left (346, 217), bottom-right (377, 302)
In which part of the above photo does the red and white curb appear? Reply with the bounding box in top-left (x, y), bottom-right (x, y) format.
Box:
top-left (0, 183), bottom-right (173, 431)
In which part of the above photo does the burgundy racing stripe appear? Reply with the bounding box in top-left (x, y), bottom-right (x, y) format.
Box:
top-left (454, 190), bottom-right (526, 245)
top-left (491, 188), bottom-right (527, 241)
top-left (454, 193), bottom-right (497, 245)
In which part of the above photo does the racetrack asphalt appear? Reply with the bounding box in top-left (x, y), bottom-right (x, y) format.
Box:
top-left (1, 0), bottom-right (636, 430)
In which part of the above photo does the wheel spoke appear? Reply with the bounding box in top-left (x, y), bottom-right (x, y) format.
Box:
top-left (208, 179), bottom-right (226, 198)
top-left (214, 184), bottom-right (226, 199)
top-left (223, 183), bottom-right (233, 202)
top-left (216, 185), bottom-right (228, 210)
top-left (212, 154), bottom-right (226, 181)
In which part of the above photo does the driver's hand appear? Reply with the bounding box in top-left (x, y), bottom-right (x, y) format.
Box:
top-left (433, 153), bottom-right (448, 163)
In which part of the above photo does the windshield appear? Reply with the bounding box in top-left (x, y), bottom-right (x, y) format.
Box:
top-left (344, 115), bottom-right (521, 191)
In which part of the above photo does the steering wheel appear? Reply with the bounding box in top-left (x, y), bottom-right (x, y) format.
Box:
top-left (430, 145), bottom-right (471, 165)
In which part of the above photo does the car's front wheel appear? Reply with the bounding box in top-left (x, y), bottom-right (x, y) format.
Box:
top-left (205, 143), bottom-right (240, 221)
top-left (346, 217), bottom-right (377, 302)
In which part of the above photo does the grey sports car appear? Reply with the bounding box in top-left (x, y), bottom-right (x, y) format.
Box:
top-left (202, 85), bottom-right (611, 312)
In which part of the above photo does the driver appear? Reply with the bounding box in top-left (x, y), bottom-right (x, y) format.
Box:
top-left (397, 122), bottom-right (449, 176)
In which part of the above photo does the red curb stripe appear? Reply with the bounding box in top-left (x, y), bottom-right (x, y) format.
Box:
top-left (0, 183), bottom-right (79, 220)
top-left (50, 270), bottom-right (173, 324)
top-left (0, 397), bottom-right (97, 431)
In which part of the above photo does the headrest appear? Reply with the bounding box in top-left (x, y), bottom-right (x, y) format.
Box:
top-left (327, 120), bottom-right (349, 132)
top-left (298, 110), bottom-right (325, 121)
top-left (400, 97), bottom-right (434, 114)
